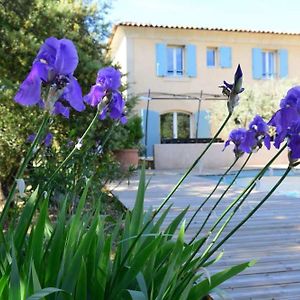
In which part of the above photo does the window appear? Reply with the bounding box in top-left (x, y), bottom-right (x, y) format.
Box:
top-left (206, 47), bottom-right (232, 68)
top-left (167, 46), bottom-right (184, 76)
top-left (252, 48), bottom-right (287, 79)
top-left (262, 50), bottom-right (276, 78)
top-left (161, 112), bottom-right (191, 140)
top-left (207, 48), bottom-right (217, 67)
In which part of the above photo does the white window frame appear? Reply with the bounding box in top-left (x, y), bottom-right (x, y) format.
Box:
top-left (161, 112), bottom-right (191, 139)
top-left (262, 50), bottom-right (277, 79)
top-left (167, 46), bottom-right (184, 76)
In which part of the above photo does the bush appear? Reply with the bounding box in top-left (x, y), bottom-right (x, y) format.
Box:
top-left (0, 0), bottom-right (111, 195)
top-left (0, 170), bottom-right (254, 300)
top-left (109, 114), bottom-right (144, 151)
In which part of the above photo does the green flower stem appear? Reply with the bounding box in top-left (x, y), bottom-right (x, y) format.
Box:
top-left (209, 144), bottom-right (287, 235)
top-left (0, 113), bottom-right (50, 227)
top-left (185, 156), bottom-right (239, 231)
top-left (155, 112), bottom-right (232, 217)
top-left (179, 145), bottom-right (287, 275)
top-left (196, 146), bottom-right (287, 262)
top-left (199, 181), bottom-right (256, 263)
top-left (116, 113), bottom-right (232, 278)
top-left (189, 153), bottom-right (252, 244)
top-left (200, 165), bottom-right (292, 265)
top-left (43, 106), bottom-right (101, 190)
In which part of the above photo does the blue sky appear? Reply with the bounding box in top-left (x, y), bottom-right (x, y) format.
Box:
top-left (110, 0), bottom-right (300, 33)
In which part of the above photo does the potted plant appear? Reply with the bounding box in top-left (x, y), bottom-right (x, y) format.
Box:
top-left (111, 115), bottom-right (143, 170)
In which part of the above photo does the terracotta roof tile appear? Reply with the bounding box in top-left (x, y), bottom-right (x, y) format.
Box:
top-left (114, 21), bottom-right (300, 36)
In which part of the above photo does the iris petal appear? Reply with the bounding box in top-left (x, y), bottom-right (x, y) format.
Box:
top-left (264, 135), bottom-right (271, 150)
top-left (62, 77), bottom-right (85, 112)
top-left (54, 39), bottom-right (79, 75)
top-left (97, 67), bottom-right (121, 90)
top-left (288, 135), bottom-right (300, 159)
top-left (14, 62), bottom-right (46, 106)
top-left (36, 37), bottom-right (58, 66)
top-left (53, 101), bottom-right (70, 118)
top-left (83, 85), bottom-right (105, 107)
top-left (44, 133), bottom-right (53, 147)
top-left (110, 92), bottom-right (125, 119)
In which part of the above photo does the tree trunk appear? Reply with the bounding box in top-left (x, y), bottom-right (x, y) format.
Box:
top-left (0, 182), bottom-right (5, 210)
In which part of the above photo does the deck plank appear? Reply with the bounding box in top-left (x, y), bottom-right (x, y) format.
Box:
top-left (112, 171), bottom-right (300, 299)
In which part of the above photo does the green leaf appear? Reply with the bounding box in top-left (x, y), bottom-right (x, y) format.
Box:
top-left (66, 179), bottom-right (92, 249)
top-left (164, 206), bottom-right (189, 239)
top-left (188, 260), bottom-right (256, 299)
top-left (130, 164), bottom-right (146, 236)
top-left (0, 275), bottom-right (9, 298)
top-left (61, 212), bottom-right (99, 294)
top-left (74, 258), bottom-right (87, 300)
top-left (156, 221), bottom-right (186, 299)
top-left (44, 200), bottom-right (67, 286)
top-left (30, 199), bottom-right (48, 271)
top-left (136, 272), bottom-right (148, 299)
top-left (96, 236), bottom-right (112, 300)
top-left (14, 187), bottom-right (39, 251)
top-left (151, 204), bottom-right (172, 233)
top-left (26, 287), bottom-right (68, 300)
top-left (9, 246), bottom-right (21, 300)
top-left (202, 251), bottom-right (224, 268)
top-left (126, 290), bottom-right (147, 300)
top-left (31, 260), bottom-right (41, 293)
top-left (112, 237), bottom-right (161, 298)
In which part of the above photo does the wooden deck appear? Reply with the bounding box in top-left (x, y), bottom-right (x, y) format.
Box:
top-left (112, 170), bottom-right (300, 299)
top-left (187, 194), bottom-right (300, 299)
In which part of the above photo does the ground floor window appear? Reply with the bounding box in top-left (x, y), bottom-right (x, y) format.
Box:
top-left (160, 112), bottom-right (191, 140)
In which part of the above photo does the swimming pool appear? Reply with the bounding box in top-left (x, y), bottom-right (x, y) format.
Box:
top-left (200, 168), bottom-right (300, 196)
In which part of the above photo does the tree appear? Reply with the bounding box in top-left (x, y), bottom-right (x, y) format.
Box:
top-left (210, 79), bottom-right (299, 139)
top-left (0, 0), bottom-right (112, 194)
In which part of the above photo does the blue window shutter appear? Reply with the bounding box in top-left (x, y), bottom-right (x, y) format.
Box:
top-left (194, 110), bottom-right (211, 138)
top-left (186, 44), bottom-right (197, 77)
top-left (252, 48), bottom-right (263, 79)
top-left (155, 43), bottom-right (167, 76)
top-left (141, 109), bottom-right (160, 157)
top-left (219, 47), bottom-right (232, 68)
top-left (279, 49), bottom-right (288, 78)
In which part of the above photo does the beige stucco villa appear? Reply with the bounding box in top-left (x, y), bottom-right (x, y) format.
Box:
top-left (109, 22), bottom-right (300, 170)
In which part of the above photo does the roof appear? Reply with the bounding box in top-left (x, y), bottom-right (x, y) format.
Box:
top-left (109, 22), bottom-right (300, 44)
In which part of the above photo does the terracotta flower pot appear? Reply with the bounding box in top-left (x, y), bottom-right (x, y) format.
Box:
top-left (113, 149), bottom-right (139, 170)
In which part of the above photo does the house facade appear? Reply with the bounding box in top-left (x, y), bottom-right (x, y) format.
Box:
top-left (109, 22), bottom-right (300, 169)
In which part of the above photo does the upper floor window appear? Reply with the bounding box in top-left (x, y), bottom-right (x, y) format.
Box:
top-left (206, 47), bottom-right (232, 68)
top-left (207, 48), bottom-right (217, 67)
top-left (167, 46), bottom-right (184, 76)
top-left (252, 48), bottom-right (288, 79)
top-left (156, 43), bottom-right (197, 77)
top-left (262, 50), bottom-right (276, 78)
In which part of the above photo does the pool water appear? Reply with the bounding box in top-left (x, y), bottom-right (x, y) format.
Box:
top-left (200, 168), bottom-right (300, 196)
top-left (203, 168), bottom-right (300, 182)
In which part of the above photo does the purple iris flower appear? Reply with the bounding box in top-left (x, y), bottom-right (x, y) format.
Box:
top-left (287, 122), bottom-right (300, 161)
top-left (224, 128), bottom-right (250, 158)
top-left (27, 132), bottom-right (53, 147)
top-left (220, 64), bottom-right (244, 114)
top-left (84, 67), bottom-right (126, 123)
top-left (248, 115), bottom-right (271, 150)
top-left (27, 134), bottom-right (36, 143)
top-left (268, 86), bottom-right (300, 148)
top-left (97, 66), bottom-right (121, 90)
top-left (15, 37), bottom-right (85, 117)
top-left (44, 133), bottom-right (53, 147)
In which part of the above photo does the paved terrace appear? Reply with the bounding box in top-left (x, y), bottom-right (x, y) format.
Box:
top-left (111, 168), bottom-right (300, 300)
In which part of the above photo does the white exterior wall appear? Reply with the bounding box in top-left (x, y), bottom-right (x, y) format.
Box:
top-left (154, 143), bottom-right (289, 171)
